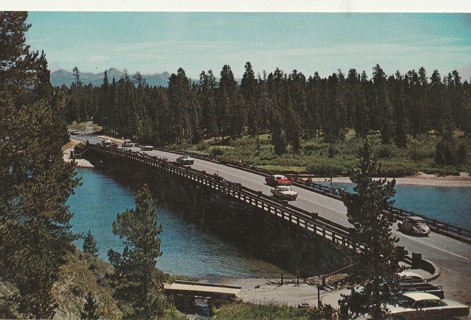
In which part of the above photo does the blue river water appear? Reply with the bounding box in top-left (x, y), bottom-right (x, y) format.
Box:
top-left (67, 168), bottom-right (285, 279)
top-left (67, 168), bottom-right (471, 278)
top-left (318, 181), bottom-right (471, 230)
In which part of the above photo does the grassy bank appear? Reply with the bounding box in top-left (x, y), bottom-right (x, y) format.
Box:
top-left (68, 121), bottom-right (103, 132)
top-left (168, 131), bottom-right (471, 177)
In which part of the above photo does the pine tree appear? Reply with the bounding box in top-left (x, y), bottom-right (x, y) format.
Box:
top-left (271, 109), bottom-right (287, 155)
top-left (107, 184), bottom-right (166, 319)
top-left (198, 70), bottom-right (218, 139)
top-left (83, 229), bottom-right (100, 257)
top-left (241, 62), bottom-right (259, 136)
top-left (340, 140), bottom-right (402, 319)
top-left (0, 12), bottom-right (79, 319)
top-left (80, 292), bottom-right (101, 320)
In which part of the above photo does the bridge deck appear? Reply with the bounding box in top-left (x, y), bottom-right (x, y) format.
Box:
top-left (79, 139), bottom-right (471, 305)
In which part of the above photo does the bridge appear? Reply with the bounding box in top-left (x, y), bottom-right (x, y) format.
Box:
top-left (74, 136), bottom-right (471, 302)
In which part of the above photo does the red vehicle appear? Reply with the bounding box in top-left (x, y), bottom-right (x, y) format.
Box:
top-left (265, 174), bottom-right (292, 187)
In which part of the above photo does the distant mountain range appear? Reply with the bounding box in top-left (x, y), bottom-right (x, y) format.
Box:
top-left (50, 68), bottom-right (170, 88)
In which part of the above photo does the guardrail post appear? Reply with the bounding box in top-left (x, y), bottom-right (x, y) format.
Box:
top-left (397, 245), bottom-right (406, 259)
top-left (412, 252), bottom-right (422, 268)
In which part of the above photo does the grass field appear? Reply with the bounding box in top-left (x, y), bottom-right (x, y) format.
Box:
top-left (169, 130), bottom-right (471, 177)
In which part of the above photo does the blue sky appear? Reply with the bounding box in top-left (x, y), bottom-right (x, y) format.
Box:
top-left (26, 12), bottom-right (471, 81)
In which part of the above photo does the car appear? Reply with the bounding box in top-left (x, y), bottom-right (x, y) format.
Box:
top-left (121, 139), bottom-right (134, 147)
top-left (141, 145), bottom-right (153, 151)
top-left (387, 292), bottom-right (470, 320)
top-left (69, 129), bottom-right (79, 135)
top-left (101, 139), bottom-right (112, 146)
top-left (176, 155), bottom-right (194, 165)
top-left (271, 185), bottom-right (298, 201)
top-left (398, 216), bottom-right (430, 236)
top-left (265, 174), bottom-right (292, 187)
top-left (398, 271), bottom-right (426, 284)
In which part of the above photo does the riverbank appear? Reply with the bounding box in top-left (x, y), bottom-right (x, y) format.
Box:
top-left (310, 172), bottom-right (471, 187)
top-left (215, 263), bottom-right (471, 313)
top-left (62, 140), bottom-right (94, 168)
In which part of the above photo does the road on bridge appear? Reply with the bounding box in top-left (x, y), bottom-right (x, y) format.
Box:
top-left (74, 136), bottom-right (471, 304)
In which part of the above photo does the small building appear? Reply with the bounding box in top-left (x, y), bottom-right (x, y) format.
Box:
top-left (163, 280), bottom-right (241, 315)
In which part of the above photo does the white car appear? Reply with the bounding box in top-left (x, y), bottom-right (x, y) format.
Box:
top-left (176, 155), bottom-right (194, 165)
top-left (387, 292), bottom-right (469, 320)
top-left (271, 185), bottom-right (298, 201)
top-left (398, 216), bottom-right (430, 236)
top-left (122, 139), bottom-right (134, 147)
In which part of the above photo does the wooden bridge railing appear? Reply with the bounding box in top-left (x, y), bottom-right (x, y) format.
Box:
top-left (89, 145), bottom-right (363, 251)
top-left (145, 145), bottom-right (470, 244)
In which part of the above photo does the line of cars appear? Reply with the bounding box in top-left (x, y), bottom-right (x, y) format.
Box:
top-left (347, 271), bottom-right (469, 319)
top-left (265, 174), bottom-right (433, 239)
top-left (100, 139), bottom-right (197, 167)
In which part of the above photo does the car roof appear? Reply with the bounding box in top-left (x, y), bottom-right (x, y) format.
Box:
top-left (273, 174), bottom-right (287, 179)
top-left (407, 216), bottom-right (425, 221)
top-left (403, 292), bottom-right (440, 301)
top-left (398, 271), bottom-right (425, 280)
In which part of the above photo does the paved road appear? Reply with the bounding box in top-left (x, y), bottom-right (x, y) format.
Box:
top-left (74, 136), bottom-right (471, 304)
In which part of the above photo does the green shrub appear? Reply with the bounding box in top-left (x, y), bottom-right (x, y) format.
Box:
top-left (74, 143), bottom-right (87, 153)
top-left (378, 162), bottom-right (417, 177)
top-left (374, 144), bottom-right (397, 159)
top-left (213, 303), bottom-right (310, 320)
top-left (306, 160), bottom-right (346, 176)
top-left (210, 147), bottom-right (225, 157)
top-left (436, 167), bottom-right (461, 176)
top-left (196, 142), bottom-right (209, 151)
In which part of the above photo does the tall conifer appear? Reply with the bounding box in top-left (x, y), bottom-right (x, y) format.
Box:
top-left (0, 12), bottom-right (79, 318)
top-left (107, 184), bottom-right (166, 318)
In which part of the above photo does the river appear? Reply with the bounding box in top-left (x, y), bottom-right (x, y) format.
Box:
top-left (67, 167), bottom-right (471, 279)
top-left (318, 181), bottom-right (471, 230)
top-left (67, 167), bottom-right (285, 279)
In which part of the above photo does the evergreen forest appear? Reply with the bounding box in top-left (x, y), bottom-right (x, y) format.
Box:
top-left (65, 62), bottom-right (471, 175)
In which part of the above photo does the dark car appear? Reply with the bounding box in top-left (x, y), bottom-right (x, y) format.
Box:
top-left (265, 174), bottom-right (292, 187)
top-left (176, 155), bottom-right (194, 165)
top-left (398, 216), bottom-right (430, 236)
top-left (101, 139), bottom-right (112, 146)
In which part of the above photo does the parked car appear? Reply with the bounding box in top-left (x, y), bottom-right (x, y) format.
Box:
top-left (265, 174), bottom-right (292, 187)
top-left (141, 145), bottom-right (153, 151)
top-left (387, 292), bottom-right (469, 320)
top-left (176, 155), bottom-right (194, 165)
top-left (398, 216), bottom-right (430, 236)
top-left (271, 185), bottom-right (298, 201)
top-left (121, 139), bottom-right (134, 147)
top-left (398, 271), bottom-right (425, 283)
